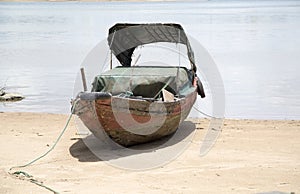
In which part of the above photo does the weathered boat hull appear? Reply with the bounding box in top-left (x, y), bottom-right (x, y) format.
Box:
top-left (72, 23), bottom-right (205, 146)
top-left (74, 90), bottom-right (197, 146)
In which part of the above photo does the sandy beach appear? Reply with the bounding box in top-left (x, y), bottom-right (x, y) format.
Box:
top-left (0, 112), bottom-right (299, 193)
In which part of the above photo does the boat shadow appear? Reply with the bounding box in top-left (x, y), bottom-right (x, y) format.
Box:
top-left (69, 120), bottom-right (196, 163)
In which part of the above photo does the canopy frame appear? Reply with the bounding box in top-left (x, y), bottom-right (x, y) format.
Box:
top-left (107, 23), bottom-right (197, 72)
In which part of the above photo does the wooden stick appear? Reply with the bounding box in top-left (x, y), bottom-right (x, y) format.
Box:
top-left (80, 67), bottom-right (88, 92)
top-left (110, 51), bottom-right (112, 69)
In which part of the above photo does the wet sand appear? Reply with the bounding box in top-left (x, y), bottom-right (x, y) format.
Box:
top-left (0, 112), bottom-right (299, 193)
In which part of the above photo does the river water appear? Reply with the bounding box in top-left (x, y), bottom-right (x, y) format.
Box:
top-left (0, 0), bottom-right (300, 119)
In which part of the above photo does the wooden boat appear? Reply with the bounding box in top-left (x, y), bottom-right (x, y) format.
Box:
top-left (72, 23), bottom-right (205, 146)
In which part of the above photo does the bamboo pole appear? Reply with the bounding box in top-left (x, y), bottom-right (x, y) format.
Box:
top-left (110, 51), bottom-right (113, 69)
top-left (80, 67), bottom-right (88, 92)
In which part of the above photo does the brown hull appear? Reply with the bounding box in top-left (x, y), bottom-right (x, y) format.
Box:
top-left (74, 90), bottom-right (197, 146)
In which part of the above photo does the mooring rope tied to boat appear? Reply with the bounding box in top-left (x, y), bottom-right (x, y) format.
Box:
top-left (192, 106), bottom-right (224, 120)
top-left (8, 100), bottom-right (78, 194)
top-left (7, 96), bottom-right (218, 194)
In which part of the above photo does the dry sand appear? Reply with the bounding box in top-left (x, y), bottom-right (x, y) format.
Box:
top-left (0, 112), bottom-right (299, 193)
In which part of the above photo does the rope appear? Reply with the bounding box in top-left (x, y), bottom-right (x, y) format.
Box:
top-left (9, 111), bottom-right (73, 170)
top-left (8, 101), bottom-right (77, 194)
top-left (192, 106), bottom-right (224, 119)
top-left (153, 78), bottom-right (173, 99)
top-left (11, 171), bottom-right (59, 194)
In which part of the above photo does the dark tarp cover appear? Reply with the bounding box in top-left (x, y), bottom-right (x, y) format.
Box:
top-left (92, 66), bottom-right (194, 98)
top-left (107, 23), bottom-right (196, 72)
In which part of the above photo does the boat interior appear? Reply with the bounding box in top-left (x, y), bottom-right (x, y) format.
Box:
top-left (91, 66), bottom-right (195, 102)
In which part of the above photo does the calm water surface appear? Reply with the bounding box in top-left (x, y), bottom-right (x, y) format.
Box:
top-left (0, 0), bottom-right (300, 119)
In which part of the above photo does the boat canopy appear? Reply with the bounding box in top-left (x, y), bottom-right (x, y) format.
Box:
top-left (107, 23), bottom-right (196, 72)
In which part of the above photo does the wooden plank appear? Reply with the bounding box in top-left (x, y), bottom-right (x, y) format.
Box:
top-left (162, 89), bottom-right (174, 102)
